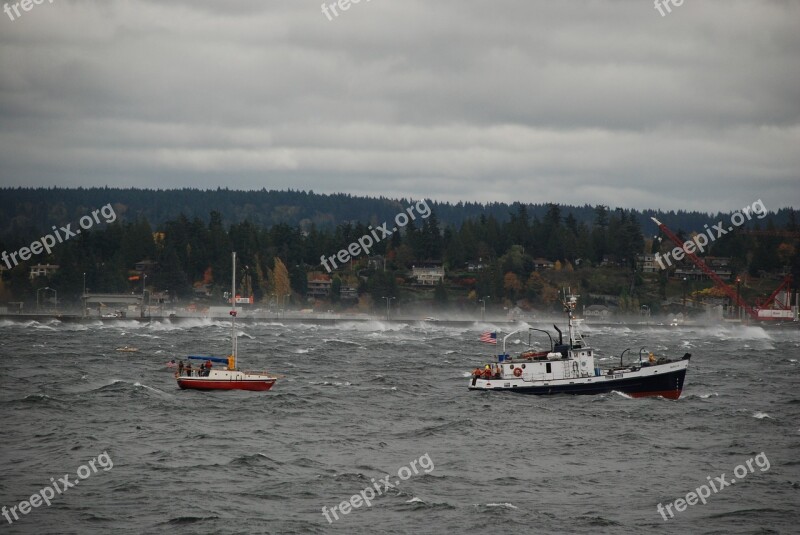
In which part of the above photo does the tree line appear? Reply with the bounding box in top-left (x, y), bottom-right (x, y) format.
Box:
top-left (1, 201), bottom-right (796, 312)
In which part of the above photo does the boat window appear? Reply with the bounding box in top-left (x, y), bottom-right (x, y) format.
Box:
top-left (546, 363), bottom-right (552, 373)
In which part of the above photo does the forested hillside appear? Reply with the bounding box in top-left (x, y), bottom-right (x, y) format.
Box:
top-left (1, 188), bottom-right (796, 314)
top-left (0, 187), bottom-right (794, 239)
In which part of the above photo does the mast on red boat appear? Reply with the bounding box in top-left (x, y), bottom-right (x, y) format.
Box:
top-left (231, 252), bottom-right (238, 369)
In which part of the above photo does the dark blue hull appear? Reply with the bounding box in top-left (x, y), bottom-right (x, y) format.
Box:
top-left (472, 366), bottom-right (688, 399)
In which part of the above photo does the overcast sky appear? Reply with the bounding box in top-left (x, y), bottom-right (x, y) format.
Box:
top-left (1, 0), bottom-right (798, 213)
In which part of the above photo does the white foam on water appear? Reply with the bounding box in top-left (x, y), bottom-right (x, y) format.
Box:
top-left (706, 325), bottom-right (772, 341)
top-left (146, 318), bottom-right (228, 332)
top-left (482, 503), bottom-right (518, 509)
top-left (753, 412), bottom-right (772, 419)
top-left (61, 323), bottom-right (90, 332)
top-left (133, 382), bottom-right (173, 397)
top-left (336, 320), bottom-right (407, 332)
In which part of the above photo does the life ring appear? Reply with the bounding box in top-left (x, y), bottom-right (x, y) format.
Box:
top-left (513, 368), bottom-right (523, 377)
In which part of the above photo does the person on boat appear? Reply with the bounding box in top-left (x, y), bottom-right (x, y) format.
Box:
top-left (185, 362), bottom-right (193, 377)
top-left (494, 364), bottom-right (502, 379)
top-left (482, 365), bottom-right (492, 379)
top-left (227, 355), bottom-right (235, 370)
top-left (205, 360), bottom-right (213, 376)
top-left (649, 352), bottom-right (656, 365)
top-left (177, 360), bottom-right (184, 375)
top-left (472, 366), bottom-right (483, 377)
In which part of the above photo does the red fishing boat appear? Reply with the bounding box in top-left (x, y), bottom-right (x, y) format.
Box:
top-left (176, 252), bottom-right (277, 392)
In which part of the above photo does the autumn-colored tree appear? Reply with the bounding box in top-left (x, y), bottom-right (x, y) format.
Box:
top-left (541, 284), bottom-right (559, 307)
top-left (202, 267), bottom-right (213, 285)
top-left (269, 258), bottom-right (291, 304)
top-left (358, 294), bottom-right (373, 312)
top-left (504, 272), bottom-right (522, 301)
top-left (526, 271), bottom-right (545, 300)
top-left (693, 286), bottom-right (729, 299)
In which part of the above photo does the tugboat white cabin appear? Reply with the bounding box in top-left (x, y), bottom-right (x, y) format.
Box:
top-left (469, 295), bottom-right (691, 399)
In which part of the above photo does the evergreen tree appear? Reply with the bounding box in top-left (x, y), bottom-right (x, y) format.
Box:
top-left (433, 279), bottom-right (448, 308)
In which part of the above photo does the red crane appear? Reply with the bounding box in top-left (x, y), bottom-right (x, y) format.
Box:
top-left (651, 217), bottom-right (759, 319)
top-left (755, 273), bottom-right (794, 311)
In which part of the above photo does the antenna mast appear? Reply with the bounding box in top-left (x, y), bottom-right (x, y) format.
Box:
top-left (231, 252), bottom-right (238, 367)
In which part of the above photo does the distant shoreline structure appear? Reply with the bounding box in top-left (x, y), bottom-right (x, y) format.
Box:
top-left (0, 313), bottom-right (796, 329)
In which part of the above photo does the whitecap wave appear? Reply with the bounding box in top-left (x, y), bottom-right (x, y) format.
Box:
top-left (481, 503), bottom-right (518, 510)
top-left (705, 325), bottom-right (772, 341)
top-left (133, 382), bottom-right (173, 397)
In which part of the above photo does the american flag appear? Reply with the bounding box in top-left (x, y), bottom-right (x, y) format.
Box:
top-left (479, 331), bottom-right (497, 344)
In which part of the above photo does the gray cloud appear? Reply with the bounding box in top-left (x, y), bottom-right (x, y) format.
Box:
top-left (1, 0), bottom-right (798, 212)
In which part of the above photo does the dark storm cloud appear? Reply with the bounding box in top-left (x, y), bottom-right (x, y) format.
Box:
top-left (0, 0), bottom-right (798, 212)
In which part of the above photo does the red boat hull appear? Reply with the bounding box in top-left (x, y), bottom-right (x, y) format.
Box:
top-left (177, 378), bottom-right (276, 392)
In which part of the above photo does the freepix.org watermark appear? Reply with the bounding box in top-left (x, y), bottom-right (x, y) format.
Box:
top-left (654, 199), bottom-right (766, 270)
top-left (656, 452), bottom-right (770, 521)
top-left (654, 0), bottom-right (684, 17)
top-left (320, 199), bottom-right (431, 273)
top-left (321, 0), bottom-right (372, 22)
top-left (2, 451), bottom-right (114, 526)
top-left (3, 0), bottom-right (54, 22)
top-left (322, 453), bottom-right (434, 524)
top-left (1, 204), bottom-right (117, 270)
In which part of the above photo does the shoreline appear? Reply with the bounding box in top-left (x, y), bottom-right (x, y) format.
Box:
top-left (1, 313), bottom-right (797, 329)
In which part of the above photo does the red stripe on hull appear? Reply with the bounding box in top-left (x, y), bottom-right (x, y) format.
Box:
top-left (177, 379), bottom-right (275, 392)
top-left (628, 389), bottom-right (682, 400)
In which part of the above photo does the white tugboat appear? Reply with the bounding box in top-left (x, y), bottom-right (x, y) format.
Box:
top-left (469, 294), bottom-right (691, 399)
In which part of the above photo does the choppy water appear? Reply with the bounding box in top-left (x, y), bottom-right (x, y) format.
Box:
top-left (0, 319), bottom-right (798, 534)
